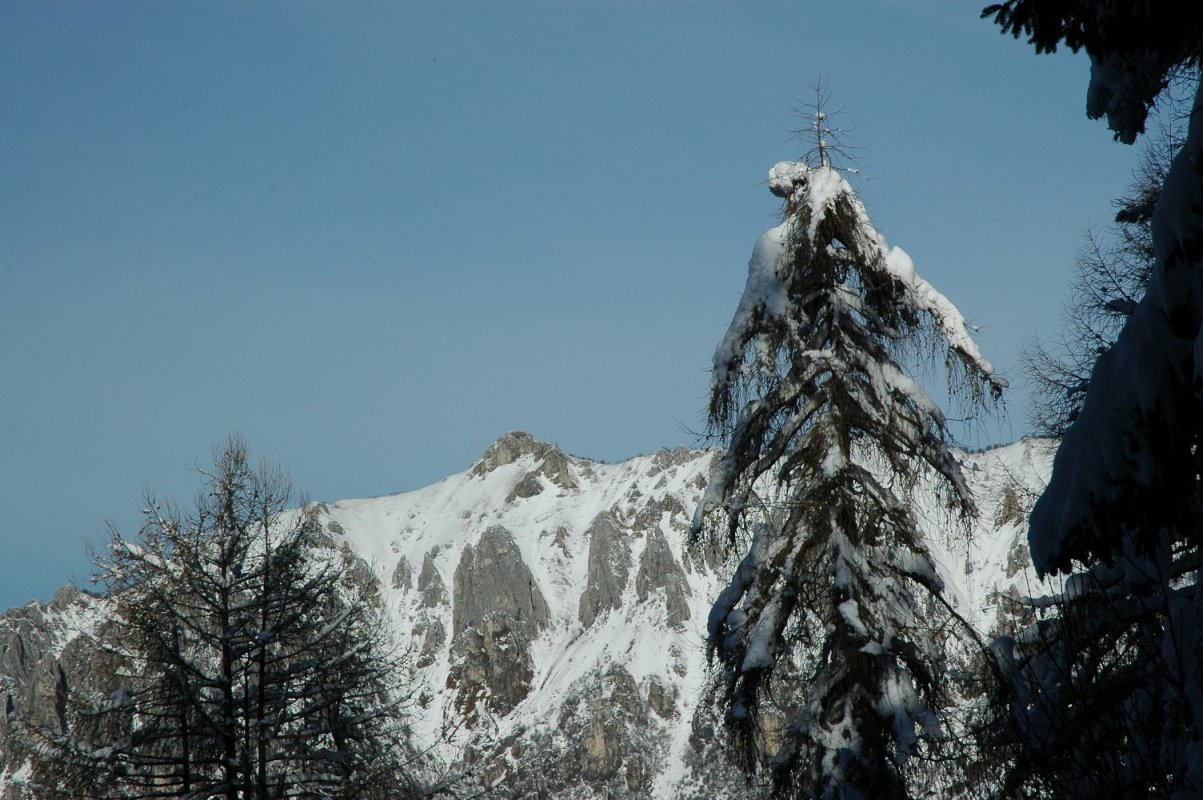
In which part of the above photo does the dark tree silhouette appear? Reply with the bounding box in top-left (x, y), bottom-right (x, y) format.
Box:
top-left (985, 3), bottom-right (1203, 795)
top-left (28, 436), bottom-right (425, 800)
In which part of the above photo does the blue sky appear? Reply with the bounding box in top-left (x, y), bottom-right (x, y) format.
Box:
top-left (1, 1), bottom-right (1138, 609)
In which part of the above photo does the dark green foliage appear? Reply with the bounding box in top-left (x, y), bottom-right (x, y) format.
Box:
top-left (982, 0), bottom-right (1202, 142)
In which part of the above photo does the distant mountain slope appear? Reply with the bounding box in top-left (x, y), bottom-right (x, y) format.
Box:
top-left (0, 431), bottom-right (1054, 799)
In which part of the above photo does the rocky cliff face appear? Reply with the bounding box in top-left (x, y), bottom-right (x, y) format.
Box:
top-left (0, 586), bottom-right (107, 799)
top-left (0, 431), bottom-right (1055, 799)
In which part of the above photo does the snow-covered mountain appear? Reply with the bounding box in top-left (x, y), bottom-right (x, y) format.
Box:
top-left (0, 431), bottom-right (1054, 799)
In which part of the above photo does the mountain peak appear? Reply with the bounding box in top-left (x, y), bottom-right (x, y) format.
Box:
top-left (471, 430), bottom-right (548, 473)
top-left (468, 431), bottom-right (578, 493)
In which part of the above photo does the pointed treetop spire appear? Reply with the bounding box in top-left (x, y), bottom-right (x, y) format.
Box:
top-left (793, 76), bottom-right (859, 174)
top-left (813, 84), bottom-right (830, 167)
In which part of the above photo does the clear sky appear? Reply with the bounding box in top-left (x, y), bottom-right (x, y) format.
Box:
top-left (1, 1), bottom-right (1140, 609)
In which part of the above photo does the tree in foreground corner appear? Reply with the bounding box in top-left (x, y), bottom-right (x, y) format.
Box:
top-left (29, 435), bottom-right (423, 800)
top-left (692, 95), bottom-right (1004, 799)
top-left (984, 2), bottom-right (1203, 796)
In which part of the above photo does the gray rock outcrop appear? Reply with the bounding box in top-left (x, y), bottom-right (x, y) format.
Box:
top-left (413, 618), bottom-right (445, 669)
top-left (446, 616), bottom-right (536, 717)
top-left (560, 667), bottom-right (658, 796)
top-left (418, 551), bottom-right (449, 608)
top-left (448, 526), bottom-right (550, 722)
top-left (469, 431), bottom-right (579, 502)
top-left (0, 587), bottom-right (105, 800)
top-left (578, 511), bottom-right (631, 629)
top-left (391, 555), bottom-right (414, 591)
top-left (635, 528), bottom-right (691, 629)
top-left (452, 526), bottom-right (549, 640)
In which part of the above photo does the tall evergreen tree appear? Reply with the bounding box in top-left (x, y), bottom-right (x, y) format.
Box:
top-left (27, 436), bottom-right (425, 800)
top-left (983, 3), bottom-right (1203, 796)
top-left (693, 97), bottom-right (1004, 799)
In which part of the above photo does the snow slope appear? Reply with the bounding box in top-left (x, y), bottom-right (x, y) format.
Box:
top-left (302, 430), bottom-right (1055, 797)
top-left (0, 431), bottom-right (1054, 799)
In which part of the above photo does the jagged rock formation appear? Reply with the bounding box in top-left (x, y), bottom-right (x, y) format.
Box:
top-left (453, 525), bottom-right (549, 639)
top-left (392, 554), bottom-right (414, 590)
top-left (470, 430), bottom-right (578, 502)
top-left (635, 527), bottom-right (691, 629)
top-left (417, 550), bottom-right (448, 608)
top-left (0, 587), bottom-right (104, 799)
top-left (578, 511), bottom-right (632, 629)
top-left (449, 525), bottom-right (550, 718)
top-left (0, 431), bottom-right (1055, 799)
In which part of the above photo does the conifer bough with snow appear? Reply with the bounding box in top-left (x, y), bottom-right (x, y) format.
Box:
top-left (692, 120), bottom-right (1003, 799)
top-left (985, 2), bottom-right (1203, 795)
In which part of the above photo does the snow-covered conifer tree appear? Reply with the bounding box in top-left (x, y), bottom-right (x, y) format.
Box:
top-left (692, 96), bottom-right (1004, 799)
top-left (985, 3), bottom-right (1203, 795)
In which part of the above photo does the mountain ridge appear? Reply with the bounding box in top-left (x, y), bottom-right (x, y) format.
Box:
top-left (0, 430), bottom-right (1054, 798)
